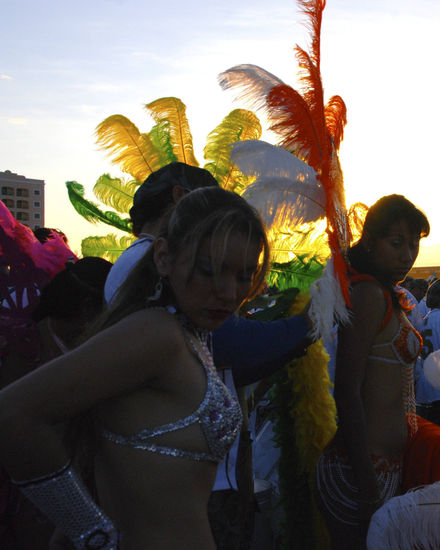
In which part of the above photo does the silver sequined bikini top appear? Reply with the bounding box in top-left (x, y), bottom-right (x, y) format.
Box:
top-left (101, 311), bottom-right (242, 463)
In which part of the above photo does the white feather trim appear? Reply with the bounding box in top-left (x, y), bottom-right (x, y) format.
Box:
top-left (309, 258), bottom-right (351, 346)
top-left (218, 64), bottom-right (285, 112)
top-left (367, 482), bottom-right (440, 550)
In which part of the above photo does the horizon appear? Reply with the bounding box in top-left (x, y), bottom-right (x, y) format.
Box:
top-left (2, 0), bottom-right (440, 267)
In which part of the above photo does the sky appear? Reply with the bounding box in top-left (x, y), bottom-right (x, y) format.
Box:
top-left (2, 0), bottom-right (440, 266)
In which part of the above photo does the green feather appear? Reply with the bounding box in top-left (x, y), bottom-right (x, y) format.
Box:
top-left (81, 233), bottom-right (135, 263)
top-left (146, 97), bottom-right (199, 166)
top-left (93, 174), bottom-right (139, 214)
top-left (268, 255), bottom-right (325, 293)
top-left (65, 181), bottom-right (131, 233)
top-left (203, 109), bottom-right (261, 192)
top-left (148, 121), bottom-right (178, 166)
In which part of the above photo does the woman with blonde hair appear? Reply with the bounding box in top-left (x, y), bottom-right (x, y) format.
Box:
top-left (0, 186), bottom-right (270, 550)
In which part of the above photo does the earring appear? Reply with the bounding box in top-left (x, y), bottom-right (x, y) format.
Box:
top-left (147, 277), bottom-right (163, 303)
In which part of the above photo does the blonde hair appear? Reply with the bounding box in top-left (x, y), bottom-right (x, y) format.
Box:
top-left (99, 187), bottom-right (270, 330)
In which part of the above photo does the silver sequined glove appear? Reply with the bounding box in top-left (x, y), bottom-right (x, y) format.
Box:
top-left (14, 461), bottom-right (119, 549)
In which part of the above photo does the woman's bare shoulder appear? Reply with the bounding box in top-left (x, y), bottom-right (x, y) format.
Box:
top-left (116, 307), bottom-right (185, 348)
top-left (340, 280), bottom-right (390, 340)
top-left (350, 280), bottom-right (389, 313)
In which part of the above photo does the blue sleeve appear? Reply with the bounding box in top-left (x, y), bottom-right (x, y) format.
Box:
top-left (212, 314), bottom-right (309, 387)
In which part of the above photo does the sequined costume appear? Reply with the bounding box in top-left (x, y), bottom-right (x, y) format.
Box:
top-left (102, 311), bottom-right (243, 463)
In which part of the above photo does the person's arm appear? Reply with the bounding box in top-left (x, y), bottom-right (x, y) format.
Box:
top-left (212, 313), bottom-right (311, 386)
top-left (0, 308), bottom-right (181, 548)
top-left (334, 281), bottom-right (387, 535)
top-left (0, 308), bottom-right (179, 477)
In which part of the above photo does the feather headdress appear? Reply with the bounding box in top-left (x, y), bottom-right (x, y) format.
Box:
top-left (219, 0), bottom-right (351, 342)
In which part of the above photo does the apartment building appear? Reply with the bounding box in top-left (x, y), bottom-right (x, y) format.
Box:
top-left (0, 170), bottom-right (45, 230)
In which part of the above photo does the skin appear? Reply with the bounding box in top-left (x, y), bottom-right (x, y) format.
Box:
top-left (0, 231), bottom-right (262, 550)
top-left (320, 219), bottom-right (421, 550)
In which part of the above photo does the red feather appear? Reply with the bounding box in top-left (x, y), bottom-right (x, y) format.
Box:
top-left (325, 96), bottom-right (347, 150)
top-left (297, 0), bottom-right (326, 69)
top-left (267, 84), bottom-right (323, 170)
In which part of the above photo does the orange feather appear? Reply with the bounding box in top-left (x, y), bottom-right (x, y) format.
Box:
top-left (324, 96), bottom-right (347, 150)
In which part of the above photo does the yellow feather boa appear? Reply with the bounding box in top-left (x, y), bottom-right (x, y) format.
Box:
top-left (286, 292), bottom-right (337, 548)
top-left (286, 292), bottom-right (337, 473)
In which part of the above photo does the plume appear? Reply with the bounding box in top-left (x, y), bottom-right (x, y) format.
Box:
top-left (146, 97), bottom-right (198, 166)
top-left (81, 233), bottom-right (136, 263)
top-left (95, 115), bottom-right (162, 182)
top-left (269, 254), bottom-right (325, 294)
top-left (93, 174), bottom-right (139, 214)
top-left (203, 109), bottom-right (261, 192)
top-left (218, 0), bottom-right (351, 339)
top-left (218, 64), bottom-right (285, 112)
top-left (231, 140), bottom-right (325, 228)
top-left (325, 95), bottom-right (347, 150)
top-left (65, 181), bottom-right (131, 233)
top-left (148, 121), bottom-right (178, 166)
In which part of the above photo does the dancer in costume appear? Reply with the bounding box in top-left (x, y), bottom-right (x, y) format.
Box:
top-left (0, 186), bottom-right (271, 550)
top-left (315, 194), bottom-right (429, 549)
top-left (104, 161), bottom-right (312, 549)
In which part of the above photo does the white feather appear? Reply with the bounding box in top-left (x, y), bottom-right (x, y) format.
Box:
top-left (232, 140), bottom-right (325, 228)
top-left (218, 64), bottom-right (285, 112)
top-left (242, 176), bottom-right (325, 228)
top-left (309, 259), bottom-right (351, 346)
top-left (367, 482), bottom-right (440, 550)
top-left (231, 140), bottom-right (317, 180)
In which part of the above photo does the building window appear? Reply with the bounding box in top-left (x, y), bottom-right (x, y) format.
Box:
top-left (16, 188), bottom-right (29, 197)
top-left (16, 200), bottom-right (29, 209)
top-left (34, 213), bottom-right (41, 220)
top-left (16, 212), bottom-right (29, 221)
top-left (34, 189), bottom-right (40, 196)
top-left (1, 186), bottom-right (14, 196)
top-left (33, 201), bottom-right (41, 207)
top-left (3, 199), bottom-right (14, 208)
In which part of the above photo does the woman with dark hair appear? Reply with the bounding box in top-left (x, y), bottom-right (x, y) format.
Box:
top-left (0, 187), bottom-right (270, 550)
top-left (104, 162), bottom-right (219, 304)
top-left (0, 257), bottom-right (112, 388)
top-left (315, 194), bottom-right (430, 549)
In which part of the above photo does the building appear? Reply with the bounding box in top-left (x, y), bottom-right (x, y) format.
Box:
top-left (0, 170), bottom-right (45, 230)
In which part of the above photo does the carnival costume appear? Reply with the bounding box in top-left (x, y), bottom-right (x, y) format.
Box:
top-left (102, 307), bottom-right (243, 463)
top-left (315, 273), bottom-right (422, 527)
top-left (9, 305), bottom-right (243, 549)
top-left (0, 202), bottom-right (77, 546)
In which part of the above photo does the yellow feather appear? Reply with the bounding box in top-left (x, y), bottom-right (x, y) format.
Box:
top-left (146, 97), bottom-right (199, 166)
top-left (95, 115), bottom-right (163, 182)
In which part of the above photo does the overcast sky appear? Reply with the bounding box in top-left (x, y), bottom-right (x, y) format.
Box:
top-left (2, 0), bottom-right (440, 265)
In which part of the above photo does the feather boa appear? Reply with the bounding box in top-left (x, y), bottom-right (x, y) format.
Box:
top-left (0, 201), bottom-right (76, 278)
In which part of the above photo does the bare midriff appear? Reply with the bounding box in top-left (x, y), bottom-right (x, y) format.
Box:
top-left (94, 429), bottom-right (217, 550)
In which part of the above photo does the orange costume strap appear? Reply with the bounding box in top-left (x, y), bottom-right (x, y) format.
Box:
top-left (347, 267), bottom-right (393, 330)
